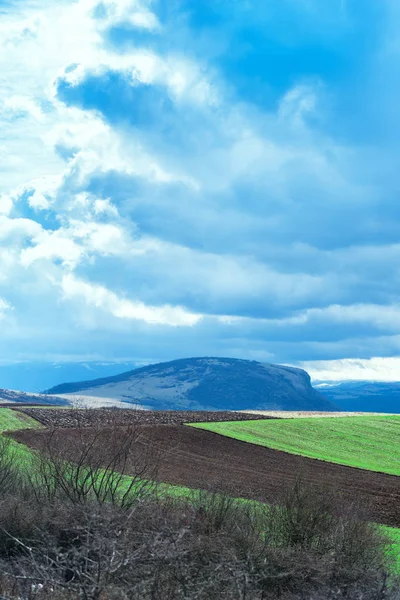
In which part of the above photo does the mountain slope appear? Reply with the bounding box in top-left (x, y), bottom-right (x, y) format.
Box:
top-left (46, 357), bottom-right (336, 411)
top-left (315, 381), bottom-right (400, 413)
top-left (0, 388), bottom-right (68, 406)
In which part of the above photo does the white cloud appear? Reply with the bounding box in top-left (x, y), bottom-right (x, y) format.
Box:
top-left (283, 303), bottom-right (400, 332)
top-left (90, 0), bottom-right (161, 30)
top-left (3, 95), bottom-right (44, 122)
top-left (0, 298), bottom-right (12, 319)
top-left (69, 220), bottom-right (131, 255)
top-left (18, 218), bottom-right (134, 268)
top-left (278, 84), bottom-right (319, 127)
top-left (0, 195), bottom-right (13, 216)
top-left (21, 233), bottom-right (83, 269)
top-left (61, 274), bottom-right (202, 326)
top-left (301, 356), bottom-right (400, 382)
top-left (93, 198), bottom-right (119, 217)
top-left (0, 216), bottom-right (42, 241)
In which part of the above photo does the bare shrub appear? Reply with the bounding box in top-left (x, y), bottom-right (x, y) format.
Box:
top-left (190, 487), bottom-right (240, 533)
top-left (1, 488), bottom-right (399, 599)
top-left (27, 423), bottom-right (158, 508)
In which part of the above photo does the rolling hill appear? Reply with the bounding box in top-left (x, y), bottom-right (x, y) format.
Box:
top-left (45, 357), bottom-right (336, 411)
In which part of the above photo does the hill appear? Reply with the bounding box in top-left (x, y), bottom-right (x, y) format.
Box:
top-left (315, 381), bottom-right (400, 413)
top-left (45, 357), bottom-right (336, 411)
top-left (0, 388), bottom-right (68, 406)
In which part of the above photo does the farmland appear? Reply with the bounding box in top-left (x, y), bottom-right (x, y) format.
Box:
top-left (3, 408), bottom-right (400, 530)
top-left (191, 415), bottom-right (400, 475)
top-left (13, 420), bottom-right (400, 527)
top-left (2, 406), bottom-right (400, 584)
top-left (6, 409), bottom-right (400, 525)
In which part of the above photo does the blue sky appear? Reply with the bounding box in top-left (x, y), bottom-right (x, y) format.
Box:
top-left (1, 0), bottom-right (400, 380)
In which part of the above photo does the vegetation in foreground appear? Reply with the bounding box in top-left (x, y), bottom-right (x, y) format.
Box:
top-left (191, 415), bottom-right (400, 475)
top-left (0, 428), bottom-right (399, 599)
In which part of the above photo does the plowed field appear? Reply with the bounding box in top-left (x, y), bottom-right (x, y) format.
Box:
top-left (16, 408), bottom-right (272, 428)
top-left (13, 424), bottom-right (400, 528)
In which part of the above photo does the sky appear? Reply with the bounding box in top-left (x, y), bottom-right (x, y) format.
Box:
top-left (1, 0), bottom-right (400, 381)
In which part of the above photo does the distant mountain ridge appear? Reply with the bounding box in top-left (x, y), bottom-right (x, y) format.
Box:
top-left (315, 381), bottom-right (400, 413)
top-left (0, 362), bottom-right (136, 393)
top-left (46, 357), bottom-right (336, 411)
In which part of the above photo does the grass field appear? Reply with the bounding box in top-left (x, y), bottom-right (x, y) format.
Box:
top-left (0, 408), bottom-right (42, 432)
top-left (191, 415), bottom-right (400, 476)
top-left (384, 527), bottom-right (400, 572)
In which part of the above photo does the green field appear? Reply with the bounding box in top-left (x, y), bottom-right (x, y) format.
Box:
top-left (384, 527), bottom-right (400, 572)
top-left (191, 415), bottom-right (400, 475)
top-left (0, 407), bottom-right (42, 432)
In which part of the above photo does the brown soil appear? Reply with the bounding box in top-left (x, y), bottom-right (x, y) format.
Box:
top-left (13, 424), bottom-right (400, 528)
top-left (16, 408), bottom-right (274, 427)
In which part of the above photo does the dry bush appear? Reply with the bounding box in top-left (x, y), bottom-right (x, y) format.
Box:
top-left (0, 489), bottom-right (398, 599)
top-left (27, 422), bottom-right (158, 508)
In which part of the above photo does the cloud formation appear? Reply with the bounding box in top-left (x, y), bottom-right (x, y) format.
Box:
top-left (1, 0), bottom-right (400, 379)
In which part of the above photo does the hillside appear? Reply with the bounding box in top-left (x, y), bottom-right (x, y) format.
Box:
top-left (0, 388), bottom-right (68, 406)
top-left (315, 381), bottom-right (400, 413)
top-left (46, 357), bottom-right (336, 411)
